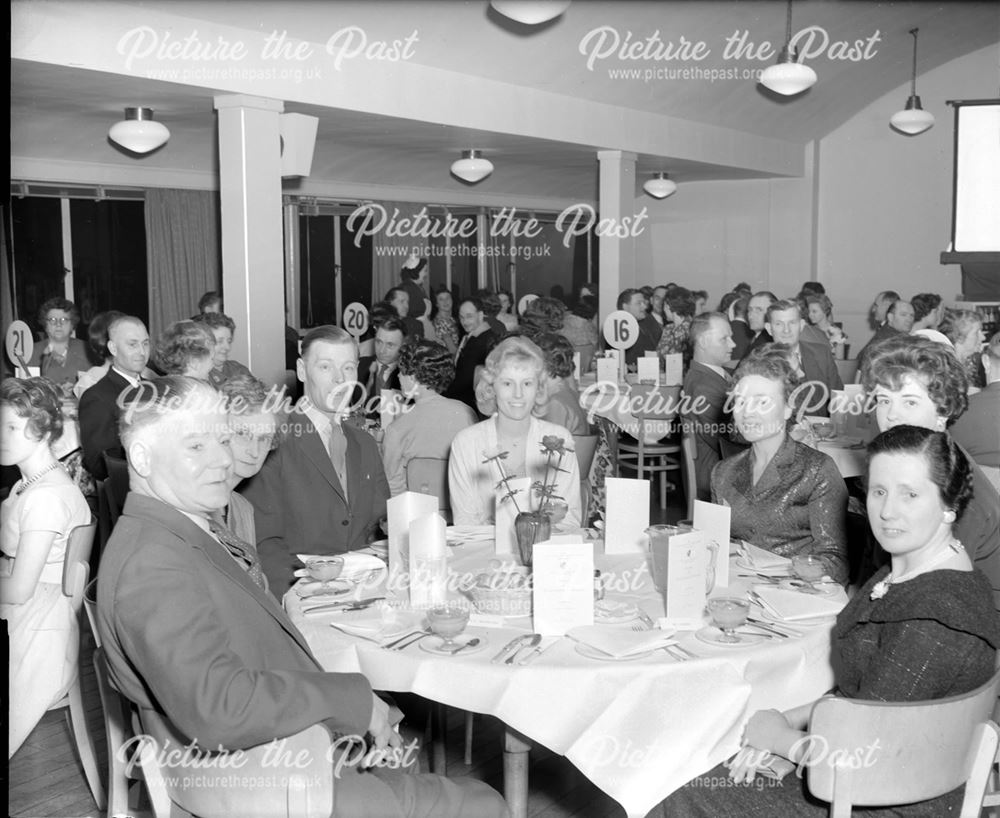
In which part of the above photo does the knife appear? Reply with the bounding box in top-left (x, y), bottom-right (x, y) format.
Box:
top-left (491, 634), bottom-right (531, 664)
top-left (743, 618), bottom-right (791, 638)
top-left (303, 597), bottom-right (385, 614)
top-left (516, 637), bottom-right (553, 665)
top-left (505, 634), bottom-right (542, 664)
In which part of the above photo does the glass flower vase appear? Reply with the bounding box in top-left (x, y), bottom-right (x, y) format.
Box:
top-left (514, 511), bottom-right (551, 569)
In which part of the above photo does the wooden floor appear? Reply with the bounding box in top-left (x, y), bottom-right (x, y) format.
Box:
top-left (8, 497), bottom-right (682, 818)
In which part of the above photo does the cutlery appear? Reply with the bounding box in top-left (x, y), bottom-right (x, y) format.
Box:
top-left (492, 634), bottom-right (532, 664)
top-left (388, 632), bottom-right (431, 651)
top-left (747, 616), bottom-right (803, 636)
top-left (669, 644), bottom-right (697, 660)
top-left (302, 597), bottom-right (385, 614)
top-left (505, 634), bottom-right (541, 664)
top-left (744, 618), bottom-right (792, 638)
top-left (517, 638), bottom-right (552, 665)
top-left (662, 645), bottom-right (688, 662)
top-left (635, 609), bottom-right (657, 630)
top-left (448, 637), bottom-right (481, 655)
top-left (382, 629), bottom-right (425, 650)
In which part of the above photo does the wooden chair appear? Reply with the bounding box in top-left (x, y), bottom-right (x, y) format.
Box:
top-left (680, 431), bottom-right (697, 521)
top-left (47, 519), bottom-right (106, 812)
top-left (615, 384), bottom-right (682, 509)
top-left (405, 457), bottom-right (451, 521)
top-left (102, 448), bottom-right (129, 523)
top-left (807, 666), bottom-right (1000, 817)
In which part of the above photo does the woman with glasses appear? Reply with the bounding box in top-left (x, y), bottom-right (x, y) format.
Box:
top-left (27, 298), bottom-right (91, 387)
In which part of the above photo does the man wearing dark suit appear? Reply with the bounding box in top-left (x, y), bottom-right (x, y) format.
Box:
top-left (766, 300), bottom-right (843, 416)
top-left (856, 300), bottom-right (912, 376)
top-left (681, 313), bottom-right (746, 502)
top-left (951, 332), bottom-right (1000, 471)
top-left (742, 291), bottom-right (775, 360)
top-left (357, 317), bottom-right (407, 418)
top-left (78, 315), bottom-right (150, 479)
top-left (97, 375), bottom-right (506, 817)
top-left (387, 287), bottom-right (424, 340)
top-left (243, 326), bottom-right (391, 595)
top-left (729, 297), bottom-right (754, 361)
top-left (618, 288), bottom-right (662, 368)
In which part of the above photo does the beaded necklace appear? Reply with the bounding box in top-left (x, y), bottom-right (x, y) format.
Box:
top-left (870, 540), bottom-right (965, 600)
top-left (14, 461), bottom-right (63, 496)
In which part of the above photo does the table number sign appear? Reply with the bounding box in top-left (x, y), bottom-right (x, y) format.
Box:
top-left (342, 302), bottom-right (369, 338)
top-left (387, 491), bottom-right (438, 596)
top-left (4, 320), bottom-right (34, 377)
top-left (532, 540), bottom-right (594, 636)
top-left (604, 477), bottom-right (651, 554)
top-left (693, 499), bottom-right (731, 589)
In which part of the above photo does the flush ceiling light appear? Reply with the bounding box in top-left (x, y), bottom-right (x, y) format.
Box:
top-left (643, 173), bottom-right (677, 199)
top-left (489, 1), bottom-right (571, 25)
top-left (451, 150), bottom-right (494, 183)
top-left (890, 28), bottom-right (935, 135)
top-left (759, 0), bottom-right (817, 96)
top-left (108, 107), bottom-right (170, 153)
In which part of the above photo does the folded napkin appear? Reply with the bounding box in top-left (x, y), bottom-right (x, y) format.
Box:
top-left (296, 553), bottom-right (386, 579)
top-left (568, 624), bottom-right (677, 659)
top-left (738, 542), bottom-right (792, 571)
top-left (752, 585), bottom-right (848, 622)
top-left (446, 526), bottom-right (494, 544)
top-left (326, 608), bottom-right (422, 642)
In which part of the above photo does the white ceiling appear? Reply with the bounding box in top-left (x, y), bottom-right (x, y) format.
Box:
top-left (10, 1), bottom-right (1000, 203)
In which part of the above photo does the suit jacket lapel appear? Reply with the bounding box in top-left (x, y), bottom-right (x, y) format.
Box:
top-left (300, 421), bottom-right (348, 503)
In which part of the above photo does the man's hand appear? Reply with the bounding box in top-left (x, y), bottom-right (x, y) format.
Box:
top-left (367, 694), bottom-right (402, 753)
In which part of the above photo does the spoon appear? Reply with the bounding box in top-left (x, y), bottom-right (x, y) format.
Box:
top-left (448, 637), bottom-right (481, 655)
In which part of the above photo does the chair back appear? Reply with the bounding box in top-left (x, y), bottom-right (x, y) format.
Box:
top-left (628, 383), bottom-right (680, 445)
top-left (62, 519), bottom-right (97, 612)
top-left (680, 432), bottom-right (697, 520)
top-left (102, 448), bottom-right (130, 523)
top-left (83, 577), bottom-right (101, 648)
top-left (806, 666), bottom-right (1000, 815)
top-left (406, 457), bottom-right (451, 517)
top-left (572, 434), bottom-right (598, 478)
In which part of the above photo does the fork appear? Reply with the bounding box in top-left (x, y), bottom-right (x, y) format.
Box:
top-left (632, 609), bottom-right (657, 631)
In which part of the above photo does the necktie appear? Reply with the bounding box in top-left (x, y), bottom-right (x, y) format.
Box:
top-left (327, 420), bottom-right (349, 500)
top-left (208, 515), bottom-right (267, 589)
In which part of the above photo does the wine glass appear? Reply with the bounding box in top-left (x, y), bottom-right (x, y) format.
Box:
top-left (306, 557), bottom-right (345, 592)
top-left (791, 555), bottom-right (826, 594)
top-left (707, 596), bottom-right (751, 643)
top-left (426, 605), bottom-right (470, 650)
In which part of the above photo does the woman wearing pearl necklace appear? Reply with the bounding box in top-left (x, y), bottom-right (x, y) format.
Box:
top-left (1, 377), bottom-right (91, 757)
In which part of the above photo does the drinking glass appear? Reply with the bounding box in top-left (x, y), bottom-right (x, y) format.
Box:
top-left (707, 596), bottom-right (751, 643)
top-left (306, 557), bottom-right (345, 591)
top-left (427, 605), bottom-right (470, 649)
top-left (791, 555), bottom-right (826, 593)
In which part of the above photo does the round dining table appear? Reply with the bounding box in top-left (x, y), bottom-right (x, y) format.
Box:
top-left (577, 373), bottom-right (681, 445)
top-left (285, 535), bottom-right (836, 818)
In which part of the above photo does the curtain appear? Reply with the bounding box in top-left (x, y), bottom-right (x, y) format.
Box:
top-left (485, 209), bottom-right (507, 293)
top-left (370, 201), bottom-right (426, 305)
top-left (144, 189), bottom-right (221, 338)
top-left (1, 204), bottom-right (14, 333)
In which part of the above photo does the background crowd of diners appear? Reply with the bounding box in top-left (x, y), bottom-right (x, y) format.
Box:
top-left (4, 264), bottom-right (999, 816)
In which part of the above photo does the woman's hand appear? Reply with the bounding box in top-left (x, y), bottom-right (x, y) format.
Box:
top-left (724, 743), bottom-right (773, 784)
top-left (744, 709), bottom-right (792, 750)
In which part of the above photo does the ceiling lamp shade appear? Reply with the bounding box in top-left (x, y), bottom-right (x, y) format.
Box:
top-left (108, 107), bottom-right (170, 153)
top-left (759, 0), bottom-right (817, 96)
top-left (451, 150), bottom-right (494, 183)
top-left (489, 1), bottom-right (571, 25)
top-left (643, 173), bottom-right (677, 199)
top-left (890, 28), bottom-right (935, 135)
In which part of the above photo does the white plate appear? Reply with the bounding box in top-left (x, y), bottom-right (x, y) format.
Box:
top-left (295, 579), bottom-right (353, 598)
top-left (574, 643), bottom-right (657, 662)
top-left (757, 608), bottom-right (836, 627)
top-left (419, 634), bottom-right (489, 656)
top-left (593, 600), bottom-right (640, 624)
top-left (695, 626), bottom-right (767, 647)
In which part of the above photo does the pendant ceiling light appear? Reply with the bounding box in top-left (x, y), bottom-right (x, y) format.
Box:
top-left (890, 28), bottom-right (935, 136)
top-left (451, 150), bottom-right (494, 183)
top-left (489, 1), bottom-right (571, 25)
top-left (108, 107), bottom-right (170, 153)
top-left (643, 173), bottom-right (677, 199)
top-left (759, 0), bottom-right (817, 96)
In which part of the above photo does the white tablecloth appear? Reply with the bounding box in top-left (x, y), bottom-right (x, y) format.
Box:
top-left (578, 374), bottom-right (680, 445)
top-left (286, 540), bottom-right (835, 818)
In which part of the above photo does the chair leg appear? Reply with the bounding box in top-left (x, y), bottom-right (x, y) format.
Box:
top-left (660, 470), bottom-right (667, 509)
top-left (464, 711), bottom-right (474, 765)
top-left (66, 677), bottom-right (107, 810)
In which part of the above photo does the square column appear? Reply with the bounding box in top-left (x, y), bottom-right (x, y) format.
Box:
top-left (214, 94), bottom-right (287, 388)
top-left (597, 150), bottom-right (638, 320)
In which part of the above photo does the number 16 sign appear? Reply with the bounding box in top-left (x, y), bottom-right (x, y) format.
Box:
top-left (602, 310), bottom-right (639, 351)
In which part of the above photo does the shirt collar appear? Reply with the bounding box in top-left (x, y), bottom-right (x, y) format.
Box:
top-left (112, 366), bottom-right (142, 387)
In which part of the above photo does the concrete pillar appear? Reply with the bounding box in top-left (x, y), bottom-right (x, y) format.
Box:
top-left (597, 150), bottom-right (638, 320)
top-left (214, 94), bottom-right (287, 388)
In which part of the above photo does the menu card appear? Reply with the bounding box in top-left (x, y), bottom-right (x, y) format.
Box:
top-left (637, 356), bottom-right (660, 384)
top-left (596, 355), bottom-right (619, 386)
top-left (604, 477), bottom-right (650, 554)
top-left (663, 353), bottom-right (684, 385)
top-left (532, 540), bottom-right (594, 636)
top-left (661, 530), bottom-right (710, 629)
top-left (408, 511), bottom-right (448, 608)
top-left (387, 491), bottom-right (438, 594)
top-left (693, 499), bottom-right (731, 590)
top-left (494, 477), bottom-right (532, 556)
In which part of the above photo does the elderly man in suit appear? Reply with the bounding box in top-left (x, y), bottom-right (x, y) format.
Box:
top-left (78, 315), bottom-right (150, 479)
top-left (242, 325), bottom-right (391, 595)
top-left (765, 300), bottom-right (843, 416)
top-left (681, 313), bottom-right (745, 502)
top-left (97, 375), bottom-right (506, 817)
top-left (952, 331), bottom-right (1000, 487)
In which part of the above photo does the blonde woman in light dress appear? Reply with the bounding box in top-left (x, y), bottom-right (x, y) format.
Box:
top-left (1, 377), bottom-right (90, 756)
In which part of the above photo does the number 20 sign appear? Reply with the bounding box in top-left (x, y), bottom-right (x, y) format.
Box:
top-left (342, 303), bottom-right (370, 338)
top-left (602, 310), bottom-right (639, 351)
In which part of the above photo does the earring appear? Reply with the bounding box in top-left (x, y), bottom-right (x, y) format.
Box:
top-left (935, 418), bottom-right (947, 431)
top-left (943, 510), bottom-right (956, 523)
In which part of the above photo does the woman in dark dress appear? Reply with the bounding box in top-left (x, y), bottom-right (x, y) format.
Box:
top-left (660, 425), bottom-right (1000, 817)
